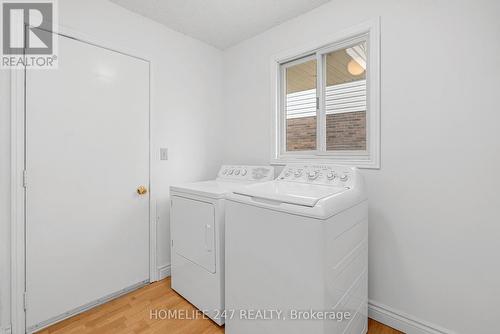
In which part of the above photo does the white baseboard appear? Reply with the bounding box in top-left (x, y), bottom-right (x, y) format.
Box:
top-left (368, 300), bottom-right (456, 334)
top-left (158, 264), bottom-right (171, 280)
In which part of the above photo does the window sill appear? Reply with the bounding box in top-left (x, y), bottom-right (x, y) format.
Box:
top-left (271, 155), bottom-right (380, 169)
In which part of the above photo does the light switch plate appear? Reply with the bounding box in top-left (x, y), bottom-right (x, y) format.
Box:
top-left (160, 148), bottom-right (168, 160)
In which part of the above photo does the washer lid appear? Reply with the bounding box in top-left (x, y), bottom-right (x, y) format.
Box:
top-left (233, 181), bottom-right (347, 207)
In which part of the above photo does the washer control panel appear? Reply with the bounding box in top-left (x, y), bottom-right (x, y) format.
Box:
top-left (277, 164), bottom-right (355, 186)
top-left (217, 165), bottom-right (274, 181)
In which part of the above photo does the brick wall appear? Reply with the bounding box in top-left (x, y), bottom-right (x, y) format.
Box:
top-left (286, 111), bottom-right (366, 151)
top-left (286, 116), bottom-right (317, 151)
top-left (326, 111), bottom-right (366, 150)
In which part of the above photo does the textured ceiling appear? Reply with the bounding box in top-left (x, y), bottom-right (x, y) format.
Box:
top-left (110, 0), bottom-right (331, 49)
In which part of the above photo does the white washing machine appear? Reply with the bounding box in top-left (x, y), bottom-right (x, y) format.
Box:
top-left (225, 164), bottom-right (368, 334)
top-left (169, 165), bottom-right (274, 325)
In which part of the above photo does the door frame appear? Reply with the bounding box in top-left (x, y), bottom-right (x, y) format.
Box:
top-left (10, 24), bottom-right (157, 334)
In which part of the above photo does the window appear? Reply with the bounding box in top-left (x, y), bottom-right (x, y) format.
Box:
top-left (284, 57), bottom-right (317, 151)
top-left (272, 19), bottom-right (380, 168)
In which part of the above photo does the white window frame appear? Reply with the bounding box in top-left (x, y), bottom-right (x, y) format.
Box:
top-left (270, 18), bottom-right (380, 169)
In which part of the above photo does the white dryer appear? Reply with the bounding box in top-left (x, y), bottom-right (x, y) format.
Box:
top-left (169, 165), bottom-right (274, 325)
top-left (225, 164), bottom-right (368, 334)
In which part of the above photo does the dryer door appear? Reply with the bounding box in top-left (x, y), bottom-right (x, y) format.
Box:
top-left (171, 196), bottom-right (216, 273)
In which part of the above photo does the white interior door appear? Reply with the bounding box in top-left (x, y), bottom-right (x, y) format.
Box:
top-left (25, 33), bottom-right (150, 329)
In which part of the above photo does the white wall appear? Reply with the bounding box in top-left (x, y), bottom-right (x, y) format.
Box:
top-left (221, 0), bottom-right (500, 333)
top-left (0, 68), bottom-right (12, 332)
top-left (2, 1), bottom-right (500, 333)
top-left (0, 0), bottom-right (224, 330)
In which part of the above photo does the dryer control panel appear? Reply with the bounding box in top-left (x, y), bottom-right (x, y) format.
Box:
top-left (277, 164), bottom-right (356, 187)
top-left (217, 165), bottom-right (274, 182)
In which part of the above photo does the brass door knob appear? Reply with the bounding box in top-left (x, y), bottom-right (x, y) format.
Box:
top-left (137, 185), bottom-right (148, 195)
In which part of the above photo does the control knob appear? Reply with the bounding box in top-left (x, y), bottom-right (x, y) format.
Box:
top-left (326, 171), bottom-right (336, 180)
top-left (234, 169), bottom-right (240, 175)
top-left (241, 169), bottom-right (247, 176)
top-left (294, 170), bottom-right (303, 177)
top-left (307, 170), bottom-right (320, 180)
top-left (339, 174), bottom-right (349, 182)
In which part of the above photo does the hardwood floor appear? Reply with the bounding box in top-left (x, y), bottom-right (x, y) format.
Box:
top-left (38, 278), bottom-right (403, 334)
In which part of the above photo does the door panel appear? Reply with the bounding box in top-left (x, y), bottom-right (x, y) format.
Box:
top-left (171, 196), bottom-right (216, 273)
top-left (25, 33), bottom-right (149, 328)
